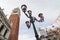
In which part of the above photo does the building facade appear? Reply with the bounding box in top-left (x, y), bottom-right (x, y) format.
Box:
top-left (56, 15), bottom-right (60, 25)
top-left (0, 8), bottom-right (11, 40)
top-left (39, 27), bottom-right (60, 40)
top-left (8, 7), bottom-right (20, 40)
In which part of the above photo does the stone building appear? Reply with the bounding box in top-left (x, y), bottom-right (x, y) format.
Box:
top-left (56, 15), bottom-right (60, 25)
top-left (39, 26), bottom-right (60, 40)
top-left (0, 8), bottom-right (11, 40)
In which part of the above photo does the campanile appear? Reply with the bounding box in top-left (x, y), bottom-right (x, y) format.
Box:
top-left (9, 7), bottom-right (20, 40)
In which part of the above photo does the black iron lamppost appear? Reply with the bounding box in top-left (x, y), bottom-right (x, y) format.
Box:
top-left (21, 4), bottom-right (44, 40)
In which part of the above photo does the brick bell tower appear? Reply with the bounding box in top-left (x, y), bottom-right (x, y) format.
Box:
top-left (8, 7), bottom-right (20, 40)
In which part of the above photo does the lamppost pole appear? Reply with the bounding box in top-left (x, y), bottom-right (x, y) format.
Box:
top-left (21, 4), bottom-right (44, 40)
top-left (32, 23), bottom-right (39, 40)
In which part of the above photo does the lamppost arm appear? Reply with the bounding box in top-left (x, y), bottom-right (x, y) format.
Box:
top-left (24, 13), bottom-right (29, 18)
top-left (34, 17), bottom-right (44, 22)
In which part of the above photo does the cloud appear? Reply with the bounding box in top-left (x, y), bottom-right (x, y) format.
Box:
top-left (18, 34), bottom-right (35, 40)
top-left (19, 0), bottom-right (60, 40)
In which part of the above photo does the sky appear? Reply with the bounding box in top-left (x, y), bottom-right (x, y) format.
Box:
top-left (0, 0), bottom-right (60, 40)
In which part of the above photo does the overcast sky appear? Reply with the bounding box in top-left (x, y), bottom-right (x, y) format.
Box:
top-left (0, 0), bottom-right (60, 40)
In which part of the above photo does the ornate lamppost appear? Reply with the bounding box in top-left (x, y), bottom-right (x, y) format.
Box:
top-left (21, 4), bottom-right (44, 40)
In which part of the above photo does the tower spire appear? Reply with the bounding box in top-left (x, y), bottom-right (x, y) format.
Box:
top-left (12, 7), bottom-right (20, 15)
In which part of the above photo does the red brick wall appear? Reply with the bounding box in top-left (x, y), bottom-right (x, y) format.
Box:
top-left (9, 14), bottom-right (20, 40)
